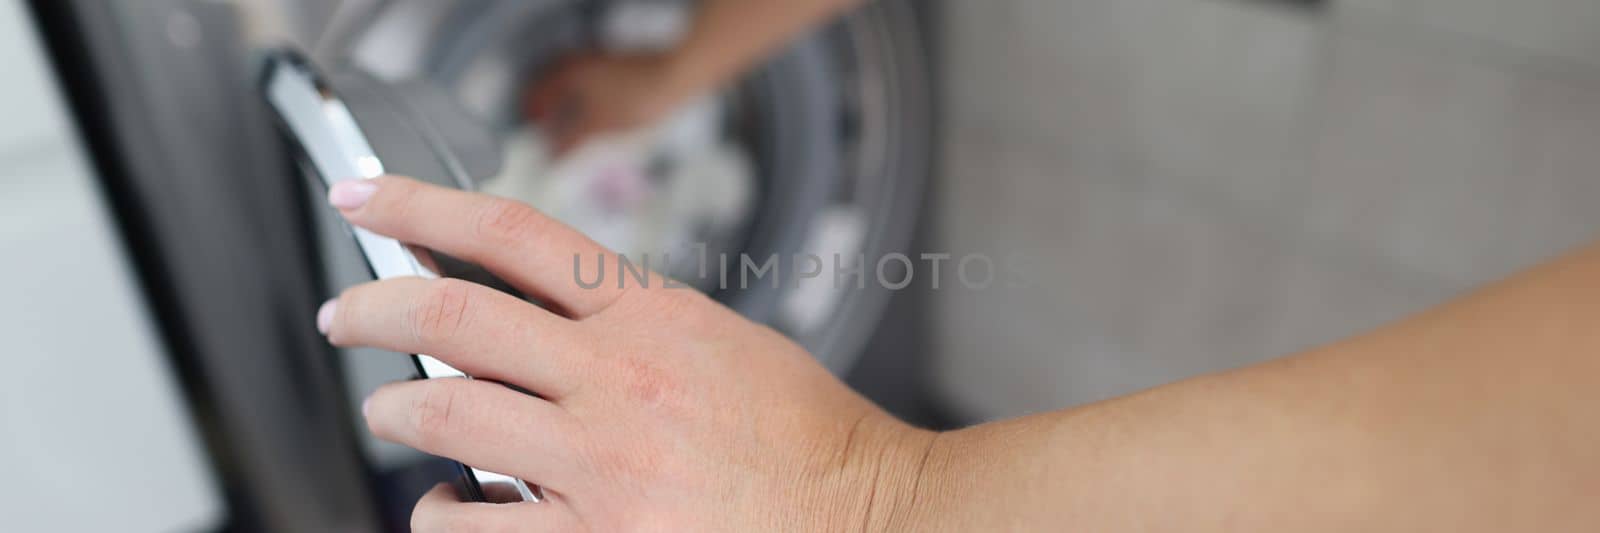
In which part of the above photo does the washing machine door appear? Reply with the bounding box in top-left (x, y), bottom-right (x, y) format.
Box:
top-left (28, 1), bottom-right (386, 531)
top-left (262, 48), bottom-right (548, 506)
top-left (310, 0), bottom-right (935, 373)
top-left (30, 0), bottom-right (529, 527)
top-left (0, 3), bottom-right (225, 532)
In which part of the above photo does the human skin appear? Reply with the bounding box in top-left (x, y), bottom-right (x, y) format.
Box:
top-left (321, 176), bottom-right (1600, 532)
top-left (321, 175), bottom-right (931, 531)
top-left (524, 0), bottom-right (868, 155)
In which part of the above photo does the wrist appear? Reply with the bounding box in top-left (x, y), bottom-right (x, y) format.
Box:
top-left (826, 415), bottom-right (950, 532)
top-left (868, 426), bottom-right (949, 532)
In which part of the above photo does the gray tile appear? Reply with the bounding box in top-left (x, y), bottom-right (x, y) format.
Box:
top-left (1301, 24), bottom-right (1600, 286)
top-left (933, 132), bottom-right (1295, 410)
top-left (941, 0), bottom-right (1326, 216)
top-left (1410, 0), bottom-right (1600, 71)
top-left (931, 0), bottom-right (1332, 412)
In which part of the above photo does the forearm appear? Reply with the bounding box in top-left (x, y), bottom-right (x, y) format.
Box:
top-left (904, 242), bottom-right (1600, 531)
top-left (660, 0), bottom-right (865, 97)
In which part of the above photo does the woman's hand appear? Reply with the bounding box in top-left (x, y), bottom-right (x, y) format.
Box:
top-left (524, 53), bottom-right (692, 156)
top-left (521, 0), bottom-right (870, 156)
top-left (318, 176), bottom-right (939, 532)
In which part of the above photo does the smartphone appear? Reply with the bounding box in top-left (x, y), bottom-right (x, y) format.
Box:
top-left (261, 49), bottom-right (541, 504)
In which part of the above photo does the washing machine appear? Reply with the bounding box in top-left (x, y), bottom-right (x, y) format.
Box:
top-left (22, 0), bottom-right (934, 530)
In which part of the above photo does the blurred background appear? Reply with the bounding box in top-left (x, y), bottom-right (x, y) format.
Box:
top-left (6, 0), bottom-right (1600, 530)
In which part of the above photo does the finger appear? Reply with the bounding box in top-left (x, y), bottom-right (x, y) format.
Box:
top-left (327, 277), bottom-right (588, 399)
top-left (411, 484), bottom-right (579, 533)
top-left (331, 176), bottom-right (636, 317)
top-left (366, 379), bottom-right (587, 490)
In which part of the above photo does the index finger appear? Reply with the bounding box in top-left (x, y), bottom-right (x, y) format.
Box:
top-left (329, 176), bottom-right (634, 318)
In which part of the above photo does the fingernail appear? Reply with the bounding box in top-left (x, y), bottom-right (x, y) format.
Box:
top-left (316, 299), bottom-right (337, 335)
top-left (361, 396), bottom-right (372, 419)
top-left (328, 180), bottom-right (378, 210)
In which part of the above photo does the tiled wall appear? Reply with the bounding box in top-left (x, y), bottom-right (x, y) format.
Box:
top-left (931, 0), bottom-right (1600, 418)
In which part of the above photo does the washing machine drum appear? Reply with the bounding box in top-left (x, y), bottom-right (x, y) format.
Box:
top-left (321, 0), bottom-right (932, 373)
